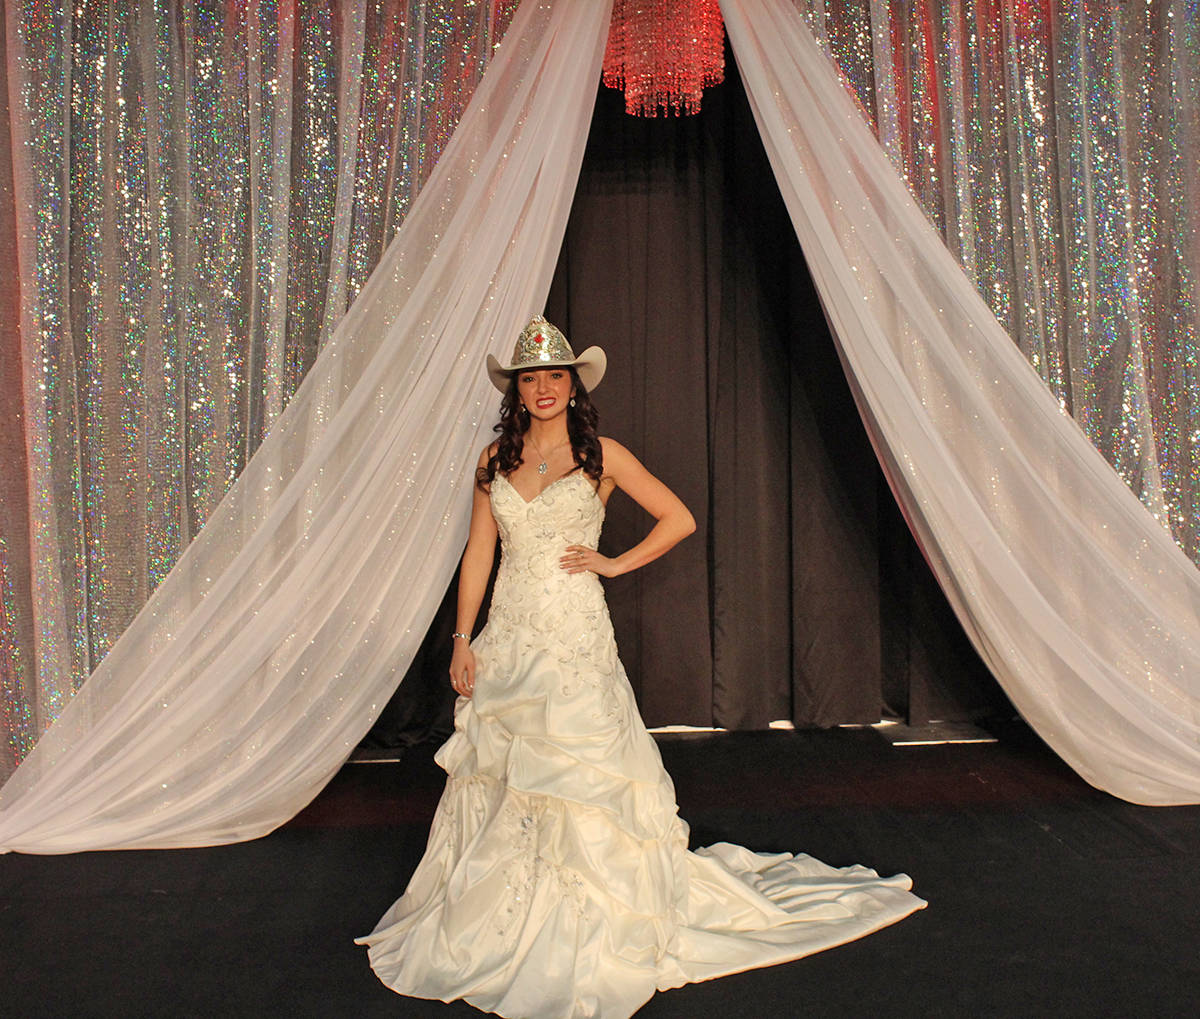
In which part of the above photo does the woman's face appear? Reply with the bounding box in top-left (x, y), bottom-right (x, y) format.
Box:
top-left (516, 368), bottom-right (574, 421)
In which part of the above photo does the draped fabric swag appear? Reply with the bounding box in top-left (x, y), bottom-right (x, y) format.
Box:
top-left (1, 0), bottom-right (1199, 855)
top-left (0, 0), bottom-right (614, 852)
top-left (0, 0), bottom-right (520, 782)
top-left (723, 0), bottom-right (1200, 804)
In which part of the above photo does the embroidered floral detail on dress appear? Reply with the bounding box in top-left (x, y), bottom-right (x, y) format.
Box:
top-left (434, 773), bottom-right (492, 853)
top-left (480, 474), bottom-right (628, 728)
top-left (494, 793), bottom-right (588, 939)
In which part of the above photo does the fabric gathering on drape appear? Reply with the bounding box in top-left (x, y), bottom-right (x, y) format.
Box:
top-left (723, 0), bottom-right (1200, 804)
top-left (2, 0), bottom-right (1200, 857)
top-left (0, 0), bottom-right (615, 853)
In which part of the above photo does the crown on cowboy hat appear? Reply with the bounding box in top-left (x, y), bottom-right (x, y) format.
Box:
top-left (486, 315), bottom-right (606, 393)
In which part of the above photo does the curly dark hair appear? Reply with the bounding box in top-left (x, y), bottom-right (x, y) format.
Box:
top-left (477, 366), bottom-right (602, 490)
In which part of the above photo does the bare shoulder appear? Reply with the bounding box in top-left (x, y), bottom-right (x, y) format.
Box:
top-left (596, 435), bottom-right (688, 521)
top-left (597, 437), bottom-right (648, 498)
top-left (598, 436), bottom-right (638, 471)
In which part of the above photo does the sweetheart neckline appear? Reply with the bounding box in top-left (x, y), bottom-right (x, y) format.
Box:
top-left (495, 471), bottom-right (602, 508)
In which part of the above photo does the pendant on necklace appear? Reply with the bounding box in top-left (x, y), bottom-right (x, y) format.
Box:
top-left (538, 462), bottom-right (548, 475)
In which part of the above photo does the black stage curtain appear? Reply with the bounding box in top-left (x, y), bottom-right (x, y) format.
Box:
top-left (363, 59), bottom-right (1009, 750)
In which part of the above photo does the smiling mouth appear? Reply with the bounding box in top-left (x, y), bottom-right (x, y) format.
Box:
top-left (536, 398), bottom-right (556, 408)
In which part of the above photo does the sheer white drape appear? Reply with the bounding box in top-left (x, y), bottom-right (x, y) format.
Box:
top-left (0, 1), bottom-right (518, 782)
top-left (0, 0), bottom-right (614, 853)
top-left (722, 0), bottom-right (1200, 805)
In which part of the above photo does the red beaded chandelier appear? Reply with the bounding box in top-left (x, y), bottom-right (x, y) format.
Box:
top-left (602, 0), bottom-right (726, 117)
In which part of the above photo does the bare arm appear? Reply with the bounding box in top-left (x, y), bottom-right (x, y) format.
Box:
top-left (449, 447), bottom-right (499, 697)
top-left (562, 437), bottom-right (696, 578)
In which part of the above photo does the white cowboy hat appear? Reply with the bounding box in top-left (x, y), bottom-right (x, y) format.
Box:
top-left (486, 315), bottom-right (606, 393)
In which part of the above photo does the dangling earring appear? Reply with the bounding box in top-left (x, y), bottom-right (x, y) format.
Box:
top-left (520, 403), bottom-right (529, 417)
top-left (569, 397), bottom-right (576, 408)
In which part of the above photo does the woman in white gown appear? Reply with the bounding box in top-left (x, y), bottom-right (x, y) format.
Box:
top-left (357, 316), bottom-right (926, 1018)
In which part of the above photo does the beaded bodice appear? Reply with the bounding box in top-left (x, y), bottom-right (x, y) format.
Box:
top-left (488, 472), bottom-right (606, 623)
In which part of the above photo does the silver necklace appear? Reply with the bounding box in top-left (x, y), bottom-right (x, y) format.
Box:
top-left (526, 434), bottom-right (566, 475)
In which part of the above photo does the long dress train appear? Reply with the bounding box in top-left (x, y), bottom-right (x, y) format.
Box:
top-left (357, 471), bottom-right (925, 1018)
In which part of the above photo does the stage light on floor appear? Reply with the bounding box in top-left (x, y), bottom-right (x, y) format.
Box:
top-left (349, 748), bottom-right (404, 763)
top-left (871, 720), bottom-right (998, 747)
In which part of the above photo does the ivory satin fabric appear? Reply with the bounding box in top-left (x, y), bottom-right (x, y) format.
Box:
top-left (357, 473), bottom-right (925, 1018)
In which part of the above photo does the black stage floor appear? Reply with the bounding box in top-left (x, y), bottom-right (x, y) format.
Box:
top-left (3, 723), bottom-right (1199, 1018)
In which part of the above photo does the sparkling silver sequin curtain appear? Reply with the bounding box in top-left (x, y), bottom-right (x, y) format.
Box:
top-left (0, 0), bottom-right (519, 780)
top-left (793, 0), bottom-right (1200, 558)
top-left (3, 1), bottom-right (1199, 791)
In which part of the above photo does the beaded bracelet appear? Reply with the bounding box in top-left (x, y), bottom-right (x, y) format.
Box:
top-left (452, 632), bottom-right (471, 641)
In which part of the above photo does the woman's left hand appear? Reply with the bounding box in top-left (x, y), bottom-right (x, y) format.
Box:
top-left (561, 544), bottom-right (618, 577)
